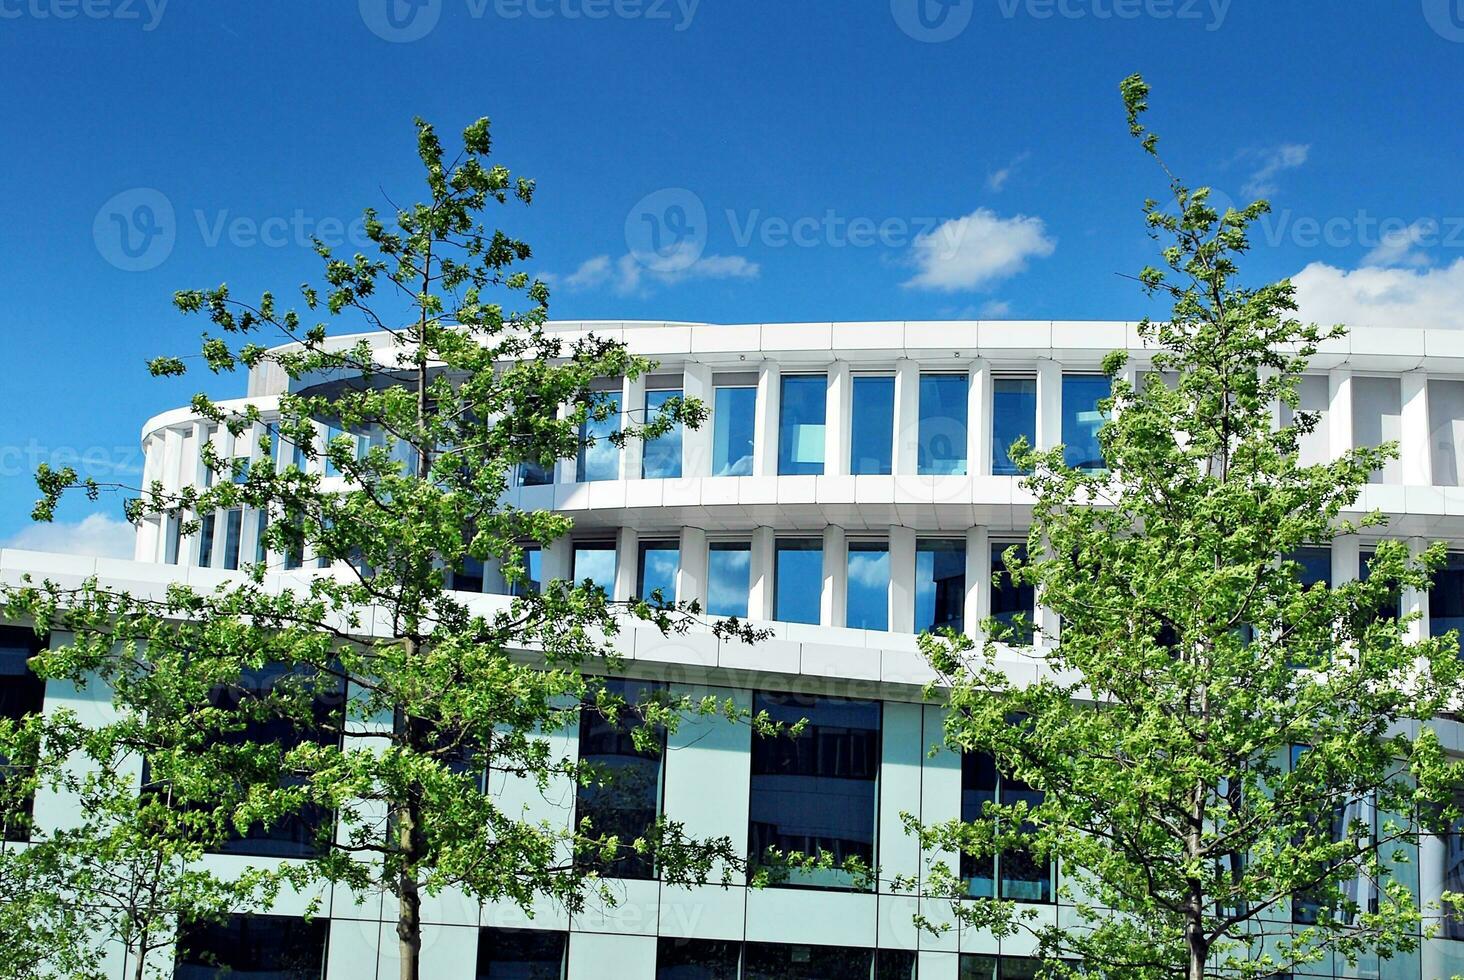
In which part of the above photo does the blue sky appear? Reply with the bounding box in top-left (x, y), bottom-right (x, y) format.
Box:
top-left (3, 0), bottom-right (1463, 550)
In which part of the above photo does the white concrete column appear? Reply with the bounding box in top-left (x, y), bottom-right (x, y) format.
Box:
top-left (825, 361), bottom-right (852, 477)
top-left (621, 373), bottom-right (646, 481)
top-left (1401, 370), bottom-right (1431, 485)
top-left (1332, 534), bottom-right (1360, 586)
top-left (682, 362), bottom-right (713, 478)
top-left (1404, 536), bottom-right (1430, 643)
top-left (1328, 368), bottom-right (1354, 461)
top-left (968, 359), bottom-right (991, 477)
top-left (748, 526), bottom-right (777, 620)
top-left (554, 403), bottom-right (576, 485)
top-left (966, 526), bottom-right (990, 638)
top-left (893, 358), bottom-right (920, 475)
top-left (542, 537), bottom-right (573, 585)
top-left (753, 362), bottom-right (781, 477)
top-left (678, 527), bottom-right (708, 610)
top-left (889, 525), bottom-right (917, 633)
top-left (614, 527), bottom-right (639, 601)
top-left (1036, 358), bottom-right (1062, 452)
top-left (1420, 831), bottom-right (1448, 980)
top-left (822, 525), bottom-right (847, 628)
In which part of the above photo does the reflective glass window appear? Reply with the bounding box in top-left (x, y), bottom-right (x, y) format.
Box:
top-left (919, 373), bottom-right (968, 475)
top-left (778, 375), bottom-right (827, 476)
top-left (846, 541), bottom-right (890, 631)
top-left (707, 542), bottom-right (752, 619)
top-left (992, 376), bottom-right (1036, 476)
top-left (916, 539), bottom-right (966, 634)
top-left (850, 375), bottom-right (894, 476)
top-left (774, 539), bottom-right (822, 625)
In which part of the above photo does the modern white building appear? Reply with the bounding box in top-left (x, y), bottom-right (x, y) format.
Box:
top-left (8, 319), bottom-right (1464, 979)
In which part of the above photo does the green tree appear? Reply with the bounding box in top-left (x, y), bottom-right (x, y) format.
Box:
top-left (4, 115), bottom-right (760, 980)
top-left (914, 76), bottom-right (1464, 979)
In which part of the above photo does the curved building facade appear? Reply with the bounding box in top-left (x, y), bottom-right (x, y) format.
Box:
top-left (9, 320), bottom-right (1464, 979)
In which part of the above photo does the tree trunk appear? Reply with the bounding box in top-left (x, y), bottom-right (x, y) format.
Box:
top-left (397, 803), bottom-right (422, 980)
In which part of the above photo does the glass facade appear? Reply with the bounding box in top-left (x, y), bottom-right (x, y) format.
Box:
top-left (916, 539), bottom-right (965, 634)
top-left (510, 546), bottom-right (543, 598)
top-left (708, 542), bottom-right (752, 618)
top-left (1432, 553), bottom-right (1464, 641)
top-left (656, 938), bottom-right (741, 979)
top-left (774, 539), bottom-right (823, 625)
top-left (991, 543), bottom-right (1035, 642)
top-left (575, 678), bottom-right (665, 880)
top-left (962, 751), bottom-right (1052, 902)
top-left (578, 389), bottom-right (623, 483)
top-left (222, 508), bottom-right (243, 571)
top-left (850, 374), bottom-right (895, 476)
top-left (1062, 374), bottom-right (1109, 471)
top-left (202, 663), bottom-right (346, 859)
top-left (476, 928), bottom-right (567, 980)
top-left (573, 542), bottom-right (617, 596)
top-left (0, 627), bottom-right (45, 842)
top-left (639, 541), bottom-right (680, 604)
top-left (748, 692), bottom-right (880, 889)
top-left (846, 541), bottom-right (890, 631)
top-left (919, 373), bottom-right (969, 476)
top-left (197, 512), bottom-right (216, 567)
top-left (712, 383), bottom-right (757, 477)
top-left (992, 376), bottom-right (1036, 476)
top-left (960, 955), bottom-right (1045, 980)
top-left (778, 375), bottom-right (827, 476)
top-left (174, 914), bottom-right (328, 980)
top-left (644, 386), bottom-right (684, 479)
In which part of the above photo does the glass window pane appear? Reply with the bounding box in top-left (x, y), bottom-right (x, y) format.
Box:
top-left (749, 693), bottom-right (881, 891)
top-left (708, 543), bottom-right (752, 619)
top-left (475, 927), bottom-right (567, 980)
top-left (916, 539), bottom-right (966, 634)
top-left (519, 459), bottom-right (554, 487)
top-left (1062, 374), bottom-right (1109, 471)
top-left (775, 539), bottom-right (823, 625)
top-left (197, 513), bottom-right (216, 568)
top-left (511, 547), bottom-right (543, 598)
top-left (712, 385), bottom-right (756, 477)
top-left (1431, 553), bottom-right (1464, 640)
top-left (919, 374), bottom-right (968, 475)
top-left (576, 678), bottom-right (665, 880)
top-left (875, 949), bottom-right (918, 980)
top-left (644, 388), bottom-right (683, 479)
top-left (999, 771), bottom-right (1051, 901)
top-left (573, 543), bottom-right (617, 596)
top-left (846, 542), bottom-right (890, 631)
top-left (1292, 547), bottom-right (1331, 588)
top-left (778, 375), bottom-right (827, 476)
top-left (850, 375), bottom-right (894, 475)
top-left (223, 509), bottom-right (243, 571)
top-left (0, 627), bottom-right (46, 842)
top-left (656, 937), bottom-right (741, 980)
top-left (743, 943), bottom-right (875, 980)
top-left (639, 543), bottom-right (680, 603)
top-left (991, 543), bottom-right (1034, 643)
top-left (577, 390), bottom-right (623, 483)
top-left (992, 377), bottom-right (1036, 476)
top-left (960, 751), bottom-right (998, 897)
top-left (253, 511), bottom-right (268, 566)
top-left (175, 914), bottom-right (328, 980)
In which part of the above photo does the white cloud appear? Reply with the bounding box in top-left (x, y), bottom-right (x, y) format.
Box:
top-left (980, 299), bottom-right (1012, 317)
top-left (2, 513), bottom-right (135, 559)
top-left (561, 250), bottom-right (759, 297)
top-left (986, 151), bottom-right (1031, 192)
top-left (1292, 258), bottom-right (1464, 331)
top-left (902, 208), bottom-right (1056, 292)
top-left (1241, 143), bottom-right (1310, 198)
top-left (1360, 219), bottom-right (1437, 269)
